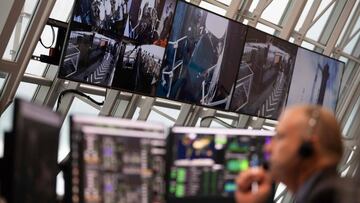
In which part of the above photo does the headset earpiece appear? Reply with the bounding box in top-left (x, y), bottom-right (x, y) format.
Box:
top-left (298, 140), bottom-right (314, 158)
top-left (298, 107), bottom-right (320, 159)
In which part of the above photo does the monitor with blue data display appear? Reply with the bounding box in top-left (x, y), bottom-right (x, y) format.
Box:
top-left (165, 127), bottom-right (274, 203)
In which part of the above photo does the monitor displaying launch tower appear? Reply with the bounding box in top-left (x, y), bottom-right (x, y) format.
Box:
top-left (286, 47), bottom-right (344, 111)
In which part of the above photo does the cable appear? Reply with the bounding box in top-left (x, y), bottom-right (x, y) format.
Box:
top-left (39, 25), bottom-right (56, 49)
top-left (200, 116), bottom-right (237, 128)
top-left (56, 89), bottom-right (105, 111)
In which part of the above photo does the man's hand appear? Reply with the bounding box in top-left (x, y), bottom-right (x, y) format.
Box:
top-left (235, 167), bottom-right (272, 203)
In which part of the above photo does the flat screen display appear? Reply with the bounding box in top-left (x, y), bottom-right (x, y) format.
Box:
top-left (286, 47), bottom-right (344, 111)
top-left (59, 0), bottom-right (176, 95)
top-left (70, 115), bottom-right (167, 203)
top-left (111, 0), bottom-right (177, 94)
top-left (229, 27), bottom-right (297, 119)
top-left (156, 1), bottom-right (247, 110)
top-left (3, 99), bottom-right (61, 203)
top-left (166, 127), bottom-right (273, 201)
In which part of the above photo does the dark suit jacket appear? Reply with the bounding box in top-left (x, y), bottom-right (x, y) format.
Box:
top-left (295, 167), bottom-right (360, 203)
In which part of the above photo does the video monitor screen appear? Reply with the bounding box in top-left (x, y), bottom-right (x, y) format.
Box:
top-left (124, 0), bottom-right (176, 44)
top-left (166, 127), bottom-right (273, 201)
top-left (229, 27), bottom-right (297, 119)
top-left (59, 0), bottom-right (176, 95)
top-left (111, 0), bottom-right (177, 94)
top-left (286, 47), bottom-right (344, 111)
top-left (156, 1), bottom-right (247, 110)
top-left (3, 98), bottom-right (61, 203)
top-left (70, 115), bottom-right (167, 203)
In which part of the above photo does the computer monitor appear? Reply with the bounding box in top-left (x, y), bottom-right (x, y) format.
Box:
top-left (155, 0), bottom-right (247, 110)
top-left (70, 115), bottom-right (167, 203)
top-left (165, 127), bottom-right (274, 203)
top-left (2, 98), bottom-right (61, 203)
top-left (229, 26), bottom-right (298, 119)
top-left (286, 47), bottom-right (344, 112)
top-left (59, 0), bottom-right (177, 96)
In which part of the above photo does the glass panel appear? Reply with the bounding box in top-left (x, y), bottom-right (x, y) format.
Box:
top-left (131, 107), bottom-right (141, 120)
top-left (0, 0), bottom-right (14, 33)
top-left (34, 25), bottom-right (58, 54)
top-left (351, 16), bottom-right (360, 37)
top-left (314, 0), bottom-right (334, 19)
top-left (217, 0), bottom-right (231, 6)
top-left (261, 0), bottom-right (289, 25)
top-left (209, 117), bottom-right (234, 128)
top-left (209, 121), bottom-right (225, 128)
top-left (336, 0), bottom-right (360, 46)
top-left (301, 41), bottom-right (315, 50)
top-left (156, 106), bottom-right (180, 118)
top-left (199, 1), bottom-right (226, 16)
top-left (255, 23), bottom-right (275, 35)
top-left (25, 60), bottom-right (47, 76)
top-left (306, 3), bottom-right (334, 41)
top-left (49, 0), bottom-right (75, 22)
top-left (2, 0), bottom-right (40, 61)
top-left (0, 105), bottom-right (12, 158)
top-left (249, 0), bottom-right (260, 13)
top-left (343, 32), bottom-right (360, 55)
top-left (342, 92), bottom-right (360, 138)
top-left (294, 0), bottom-right (314, 31)
top-left (339, 56), bottom-right (349, 64)
top-left (147, 108), bottom-right (176, 127)
top-left (0, 72), bottom-right (8, 96)
top-left (58, 94), bottom-right (103, 161)
top-left (0, 82), bottom-right (38, 157)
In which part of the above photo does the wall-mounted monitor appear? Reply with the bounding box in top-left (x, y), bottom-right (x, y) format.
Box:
top-left (286, 47), bottom-right (344, 111)
top-left (229, 27), bottom-right (297, 119)
top-left (111, 0), bottom-right (177, 94)
top-left (2, 99), bottom-right (61, 203)
top-left (59, 0), bottom-right (176, 95)
top-left (156, 0), bottom-right (247, 110)
top-left (165, 127), bottom-right (274, 203)
top-left (70, 115), bottom-right (167, 203)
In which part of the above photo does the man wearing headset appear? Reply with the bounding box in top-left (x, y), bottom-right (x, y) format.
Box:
top-left (235, 105), bottom-right (359, 203)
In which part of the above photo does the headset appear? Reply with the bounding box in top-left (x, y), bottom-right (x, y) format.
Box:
top-left (298, 108), bottom-right (321, 158)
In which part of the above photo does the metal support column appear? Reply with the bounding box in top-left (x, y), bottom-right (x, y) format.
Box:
top-left (247, 0), bottom-right (273, 27)
top-left (0, 0), bottom-right (57, 114)
top-left (225, 0), bottom-right (244, 19)
top-left (123, 94), bottom-right (141, 119)
top-left (99, 89), bottom-right (120, 116)
top-left (199, 109), bottom-right (216, 127)
top-left (174, 103), bottom-right (194, 126)
top-left (137, 97), bottom-right (156, 121)
top-left (279, 0), bottom-right (307, 40)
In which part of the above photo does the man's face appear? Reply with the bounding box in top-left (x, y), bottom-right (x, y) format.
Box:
top-left (264, 109), bottom-right (306, 182)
